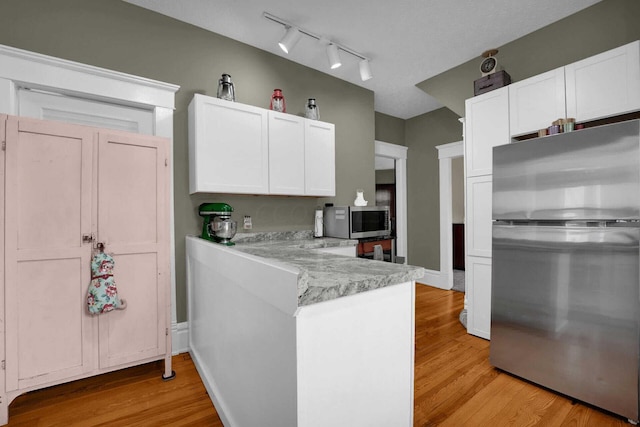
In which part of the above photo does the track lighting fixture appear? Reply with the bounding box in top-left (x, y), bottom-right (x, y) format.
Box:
top-left (278, 26), bottom-right (301, 54)
top-left (359, 59), bottom-right (372, 81)
top-left (264, 12), bottom-right (372, 80)
top-left (327, 43), bottom-right (342, 69)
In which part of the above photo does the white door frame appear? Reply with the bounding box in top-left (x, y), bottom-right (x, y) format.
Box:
top-left (374, 140), bottom-right (408, 262)
top-left (0, 44), bottom-right (182, 351)
top-left (420, 140), bottom-right (463, 289)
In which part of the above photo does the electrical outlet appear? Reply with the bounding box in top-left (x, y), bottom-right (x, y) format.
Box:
top-left (243, 215), bottom-right (252, 230)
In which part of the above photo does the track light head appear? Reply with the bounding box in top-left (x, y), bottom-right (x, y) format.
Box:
top-left (359, 59), bottom-right (372, 81)
top-left (327, 43), bottom-right (342, 69)
top-left (278, 26), bottom-right (301, 54)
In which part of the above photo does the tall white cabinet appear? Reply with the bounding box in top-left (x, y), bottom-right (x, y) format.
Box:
top-left (189, 94), bottom-right (335, 197)
top-left (464, 40), bottom-right (640, 341)
top-left (464, 87), bottom-right (509, 340)
top-left (0, 115), bottom-right (172, 425)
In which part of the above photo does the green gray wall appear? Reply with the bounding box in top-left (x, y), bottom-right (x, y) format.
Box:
top-left (418, 0), bottom-right (640, 116)
top-left (404, 109), bottom-right (462, 269)
top-left (0, 0), bottom-right (375, 323)
top-left (375, 112), bottom-right (405, 146)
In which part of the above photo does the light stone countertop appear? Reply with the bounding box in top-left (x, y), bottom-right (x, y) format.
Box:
top-left (231, 231), bottom-right (425, 306)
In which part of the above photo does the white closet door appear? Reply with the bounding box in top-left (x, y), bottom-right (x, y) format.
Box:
top-left (96, 131), bottom-right (170, 368)
top-left (18, 89), bottom-right (154, 135)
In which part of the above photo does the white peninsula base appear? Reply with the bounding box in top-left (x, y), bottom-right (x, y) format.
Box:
top-left (186, 236), bottom-right (415, 427)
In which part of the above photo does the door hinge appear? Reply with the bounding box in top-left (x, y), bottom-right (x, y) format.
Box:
top-left (1, 141), bottom-right (5, 151)
top-left (165, 158), bottom-right (168, 167)
top-left (1, 360), bottom-right (5, 370)
top-left (166, 328), bottom-right (169, 336)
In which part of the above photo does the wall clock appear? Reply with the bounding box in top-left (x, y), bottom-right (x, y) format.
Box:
top-left (480, 49), bottom-right (499, 76)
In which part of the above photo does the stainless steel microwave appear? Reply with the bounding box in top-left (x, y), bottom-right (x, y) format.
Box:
top-left (323, 206), bottom-right (391, 239)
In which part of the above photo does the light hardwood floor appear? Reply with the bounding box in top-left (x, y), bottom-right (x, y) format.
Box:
top-left (6, 284), bottom-right (628, 426)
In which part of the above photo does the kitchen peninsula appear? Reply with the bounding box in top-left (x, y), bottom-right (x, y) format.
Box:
top-left (186, 232), bottom-right (423, 427)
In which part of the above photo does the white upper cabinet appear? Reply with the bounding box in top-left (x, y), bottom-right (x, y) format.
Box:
top-left (268, 111), bottom-right (305, 195)
top-left (305, 119), bottom-right (336, 197)
top-left (189, 94), bottom-right (269, 195)
top-left (189, 94), bottom-right (335, 196)
top-left (464, 86), bottom-right (510, 177)
top-left (566, 40), bottom-right (640, 123)
top-left (509, 68), bottom-right (566, 136)
top-left (509, 41), bottom-right (640, 136)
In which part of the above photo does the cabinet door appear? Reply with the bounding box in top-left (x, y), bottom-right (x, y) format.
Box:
top-left (96, 131), bottom-right (170, 368)
top-left (465, 175), bottom-right (492, 258)
top-left (464, 87), bottom-right (510, 177)
top-left (466, 256), bottom-right (492, 340)
top-left (268, 111), bottom-right (305, 195)
top-left (189, 94), bottom-right (268, 194)
top-left (566, 41), bottom-right (640, 122)
top-left (4, 117), bottom-right (95, 391)
top-left (509, 68), bottom-right (566, 136)
top-left (304, 120), bottom-right (335, 196)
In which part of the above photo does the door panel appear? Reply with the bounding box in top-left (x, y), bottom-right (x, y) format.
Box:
top-left (17, 259), bottom-right (84, 381)
top-left (491, 224), bottom-right (639, 420)
top-left (97, 132), bottom-right (169, 368)
top-left (98, 133), bottom-right (160, 245)
top-left (268, 111), bottom-right (305, 195)
top-left (15, 130), bottom-right (85, 249)
top-left (493, 121), bottom-right (640, 221)
top-left (304, 120), bottom-right (335, 196)
top-left (4, 117), bottom-right (94, 390)
top-left (99, 253), bottom-right (163, 366)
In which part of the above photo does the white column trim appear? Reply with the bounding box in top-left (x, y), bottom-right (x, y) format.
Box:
top-left (0, 44), bottom-right (182, 352)
top-left (375, 140), bottom-right (408, 262)
top-left (426, 140), bottom-right (464, 290)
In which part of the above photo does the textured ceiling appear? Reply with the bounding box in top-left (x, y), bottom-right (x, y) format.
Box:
top-left (124, 0), bottom-right (601, 119)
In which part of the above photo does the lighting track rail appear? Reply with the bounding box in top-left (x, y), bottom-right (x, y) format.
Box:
top-left (263, 11), bottom-right (372, 81)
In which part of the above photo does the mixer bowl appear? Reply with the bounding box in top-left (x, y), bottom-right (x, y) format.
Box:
top-left (211, 218), bottom-right (237, 242)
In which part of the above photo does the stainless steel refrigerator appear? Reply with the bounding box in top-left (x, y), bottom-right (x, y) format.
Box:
top-left (491, 120), bottom-right (640, 423)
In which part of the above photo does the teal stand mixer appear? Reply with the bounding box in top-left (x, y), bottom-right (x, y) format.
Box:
top-left (199, 203), bottom-right (237, 245)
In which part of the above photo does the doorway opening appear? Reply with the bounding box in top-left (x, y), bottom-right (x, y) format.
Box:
top-left (374, 141), bottom-right (408, 263)
top-left (434, 140), bottom-right (464, 290)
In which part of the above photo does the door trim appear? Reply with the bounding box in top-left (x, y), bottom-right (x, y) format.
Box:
top-left (375, 140), bottom-right (408, 262)
top-left (423, 139), bottom-right (464, 290)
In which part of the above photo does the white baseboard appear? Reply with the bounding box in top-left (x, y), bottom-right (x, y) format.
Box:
top-left (416, 269), bottom-right (452, 290)
top-left (172, 321), bottom-right (190, 355)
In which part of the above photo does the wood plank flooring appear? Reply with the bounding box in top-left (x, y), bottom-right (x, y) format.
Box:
top-left (413, 285), bottom-right (628, 427)
top-left (6, 284), bottom-right (629, 426)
